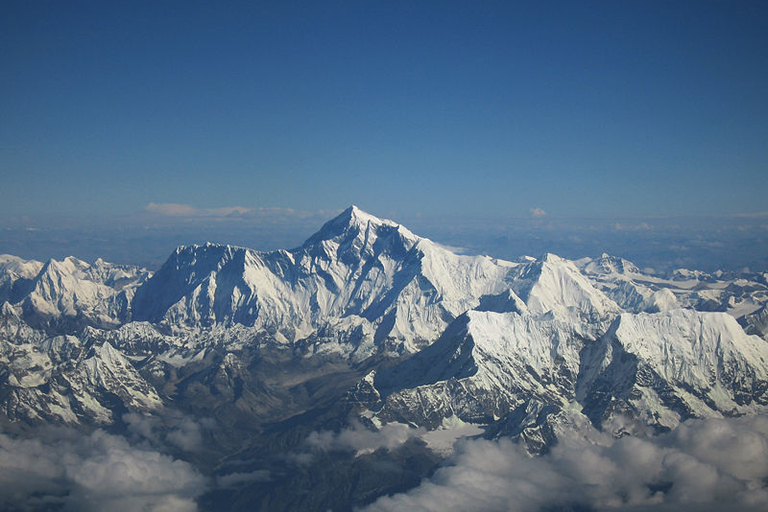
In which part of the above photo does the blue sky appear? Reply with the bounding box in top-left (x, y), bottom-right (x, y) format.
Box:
top-left (1, 1), bottom-right (767, 270)
top-left (2, 0), bottom-right (766, 220)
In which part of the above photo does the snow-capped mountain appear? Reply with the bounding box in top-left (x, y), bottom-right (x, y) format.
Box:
top-left (131, 205), bottom-right (514, 356)
top-left (0, 254), bottom-right (150, 331)
top-left (1, 206), bottom-right (767, 510)
top-left (579, 309), bottom-right (768, 433)
top-left (509, 253), bottom-right (621, 323)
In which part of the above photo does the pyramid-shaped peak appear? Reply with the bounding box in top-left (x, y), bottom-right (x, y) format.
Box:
top-left (579, 253), bottom-right (640, 276)
top-left (343, 205), bottom-right (395, 227)
top-left (41, 256), bottom-right (88, 276)
top-left (538, 253), bottom-right (566, 264)
top-left (304, 205), bottom-right (415, 246)
top-left (511, 252), bottom-right (621, 321)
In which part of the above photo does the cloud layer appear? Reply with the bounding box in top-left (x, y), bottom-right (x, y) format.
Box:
top-left (145, 203), bottom-right (253, 219)
top-left (362, 416), bottom-right (768, 512)
top-left (305, 421), bottom-right (423, 456)
top-left (0, 427), bottom-right (207, 512)
top-left (144, 202), bottom-right (339, 222)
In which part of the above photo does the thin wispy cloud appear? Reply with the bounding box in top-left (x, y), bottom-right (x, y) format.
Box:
top-left (123, 411), bottom-right (215, 453)
top-left (145, 203), bottom-right (252, 219)
top-left (144, 203), bottom-right (340, 223)
top-left (614, 221), bottom-right (653, 231)
top-left (215, 470), bottom-right (271, 489)
top-left (732, 211), bottom-right (768, 218)
top-left (304, 421), bottom-right (423, 457)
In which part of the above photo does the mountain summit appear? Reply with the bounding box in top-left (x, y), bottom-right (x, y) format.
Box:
top-left (1, 206), bottom-right (767, 511)
top-left (132, 206), bottom-right (513, 355)
top-left (303, 205), bottom-right (416, 246)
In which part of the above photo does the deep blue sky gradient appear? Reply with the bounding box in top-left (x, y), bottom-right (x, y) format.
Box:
top-left (2, 0), bottom-right (767, 222)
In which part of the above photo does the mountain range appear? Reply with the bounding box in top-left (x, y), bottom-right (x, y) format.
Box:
top-left (1, 206), bottom-right (767, 511)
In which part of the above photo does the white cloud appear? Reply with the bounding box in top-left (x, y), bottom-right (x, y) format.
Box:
top-left (530, 207), bottom-right (547, 217)
top-left (0, 427), bottom-right (207, 512)
top-left (123, 411), bottom-right (213, 453)
top-left (305, 421), bottom-right (424, 456)
top-left (216, 470), bottom-right (271, 488)
top-left (732, 211), bottom-right (768, 218)
top-left (614, 221), bottom-right (653, 231)
top-left (361, 416), bottom-right (768, 512)
top-left (164, 417), bottom-right (206, 452)
top-left (143, 203), bottom-right (342, 225)
top-left (145, 203), bottom-right (252, 219)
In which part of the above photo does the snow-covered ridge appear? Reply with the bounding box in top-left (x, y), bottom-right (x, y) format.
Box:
top-left (130, 205), bottom-right (517, 355)
top-left (0, 254), bottom-right (150, 329)
top-left (510, 253), bottom-right (620, 323)
top-left (1, 205), bottom-right (767, 446)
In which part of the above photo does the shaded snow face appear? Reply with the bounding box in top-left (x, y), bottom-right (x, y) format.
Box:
top-left (362, 415), bottom-right (768, 512)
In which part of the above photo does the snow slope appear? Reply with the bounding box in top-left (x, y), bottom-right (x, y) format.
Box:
top-left (131, 206), bottom-right (516, 356)
top-left (1, 206), bottom-right (767, 458)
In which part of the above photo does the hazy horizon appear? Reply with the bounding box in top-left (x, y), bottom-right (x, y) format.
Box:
top-left (1, 204), bottom-right (766, 274)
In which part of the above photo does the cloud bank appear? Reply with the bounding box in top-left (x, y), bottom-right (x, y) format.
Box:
top-left (144, 203), bottom-right (339, 222)
top-left (145, 203), bottom-right (253, 219)
top-left (362, 416), bottom-right (768, 512)
top-left (305, 421), bottom-right (424, 456)
top-left (123, 411), bottom-right (215, 453)
top-left (0, 427), bottom-right (207, 512)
